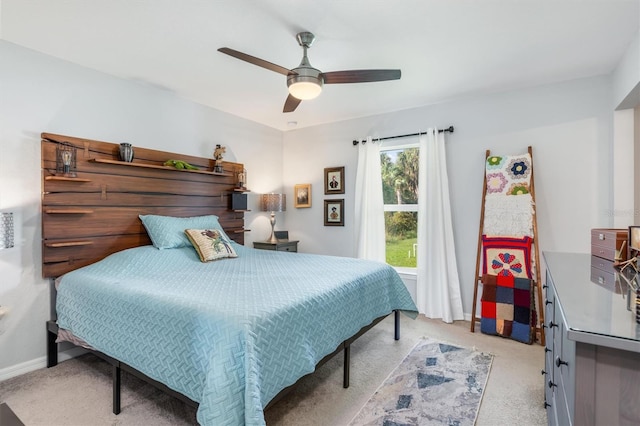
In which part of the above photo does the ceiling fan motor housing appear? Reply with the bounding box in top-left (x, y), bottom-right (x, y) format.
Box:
top-left (287, 67), bottom-right (324, 87)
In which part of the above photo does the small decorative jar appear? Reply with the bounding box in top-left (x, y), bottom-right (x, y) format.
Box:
top-left (119, 143), bottom-right (134, 162)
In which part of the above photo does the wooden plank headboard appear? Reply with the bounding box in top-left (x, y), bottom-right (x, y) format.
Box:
top-left (41, 133), bottom-right (248, 278)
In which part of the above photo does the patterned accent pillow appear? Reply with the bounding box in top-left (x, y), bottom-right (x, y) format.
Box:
top-left (481, 235), bottom-right (532, 278)
top-left (139, 214), bottom-right (228, 249)
top-left (185, 229), bottom-right (238, 262)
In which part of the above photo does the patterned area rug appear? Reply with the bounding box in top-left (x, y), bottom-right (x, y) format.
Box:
top-left (349, 338), bottom-right (493, 426)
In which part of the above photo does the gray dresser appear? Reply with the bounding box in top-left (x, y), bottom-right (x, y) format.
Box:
top-left (543, 252), bottom-right (640, 426)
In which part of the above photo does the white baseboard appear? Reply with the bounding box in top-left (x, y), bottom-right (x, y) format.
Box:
top-left (0, 347), bottom-right (87, 381)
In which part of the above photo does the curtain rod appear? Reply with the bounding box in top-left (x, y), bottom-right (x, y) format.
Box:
top-left (352, 126), bottom-right (454, 145)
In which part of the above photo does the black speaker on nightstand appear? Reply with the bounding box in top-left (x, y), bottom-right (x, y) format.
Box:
top-left (230, 193), bottom-right (248, 210)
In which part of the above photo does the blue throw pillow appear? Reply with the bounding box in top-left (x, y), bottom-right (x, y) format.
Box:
top-left (139, 214), bottom-right (229, 249)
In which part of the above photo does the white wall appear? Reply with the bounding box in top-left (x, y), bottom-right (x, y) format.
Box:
top-left (0, 41), bottom-right (283, 374)
top-left (283, 76), bottom-right (614, 316)
top-left (611, 27), bottom-right (640, 232)
top-left (613, 109), bottom-right (636, 227)
top-left (613, 28), bottom-right (640, 110)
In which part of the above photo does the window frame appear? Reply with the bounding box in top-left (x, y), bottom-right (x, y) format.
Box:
top-left (380, 138), bottom-right (420, 270)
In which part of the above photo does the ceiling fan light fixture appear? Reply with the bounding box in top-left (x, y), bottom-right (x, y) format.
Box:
top-left (288, 80), bottom-right (322, 100)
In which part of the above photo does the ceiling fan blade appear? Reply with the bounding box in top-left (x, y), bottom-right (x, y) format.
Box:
top-left (218, 47), bottom-right (295, 76)
top-left (283, 94), bottom-right (302, 113)
top-left (322, 69), bottom-right (401, 84)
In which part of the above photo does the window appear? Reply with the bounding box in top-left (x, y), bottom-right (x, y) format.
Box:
top-left (380, 141), bottom-right (419, 268)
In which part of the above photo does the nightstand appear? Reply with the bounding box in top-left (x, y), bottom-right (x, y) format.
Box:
top-left (253, 240), bottom-right (299, 253)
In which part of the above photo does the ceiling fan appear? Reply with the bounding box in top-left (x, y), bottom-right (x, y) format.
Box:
top-left (218, 32), bottom-right (401, 113)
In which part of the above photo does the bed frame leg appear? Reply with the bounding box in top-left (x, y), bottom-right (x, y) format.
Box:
top-left (343, 344), bottom-right (350, 388)
top-left (46, 322), bottom-right (58, 367)
top-left (113, 364), bottom-right (121, 415)
top-left (394, 310), bottom-right (400, 341)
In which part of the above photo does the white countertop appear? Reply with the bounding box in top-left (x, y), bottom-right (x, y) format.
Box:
top-left (544, 251), bottom-right (640, 353)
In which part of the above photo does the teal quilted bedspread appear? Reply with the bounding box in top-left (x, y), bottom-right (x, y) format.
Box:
top-left (56, 244), bottom-right (418, 425)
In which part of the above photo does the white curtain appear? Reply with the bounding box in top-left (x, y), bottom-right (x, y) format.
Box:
top-left (354, 136), bottom-right (386, 262)
top-left (416, 129), bottom-right (464, 322)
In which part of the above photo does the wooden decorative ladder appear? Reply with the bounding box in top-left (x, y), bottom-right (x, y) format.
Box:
top-left (469, 146), bottom-right (545, 345)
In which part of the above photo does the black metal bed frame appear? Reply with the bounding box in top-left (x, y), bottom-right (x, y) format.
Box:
top-left (46, 310), bottom-right (401, 415)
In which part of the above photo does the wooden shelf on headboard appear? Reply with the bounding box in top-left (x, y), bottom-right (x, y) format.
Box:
top-left (45, 176), bottom-right (92, 182)
top-left (89, 158), bottom-right (234, 177)
top-left (45, 241), bottom-right (93, 248)
top-left (44, 209), bottom-right (94, 214)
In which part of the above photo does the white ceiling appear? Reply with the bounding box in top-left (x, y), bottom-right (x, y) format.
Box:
top-left (1, 1), bottom-right (639, 131)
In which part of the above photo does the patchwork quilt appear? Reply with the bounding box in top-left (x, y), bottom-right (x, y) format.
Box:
top-left (480, 274), bottom-right (535, 344)
top-left (485, 153), bottom-right (532, 196)
top-left (56, 244), bottom-right (418, 425)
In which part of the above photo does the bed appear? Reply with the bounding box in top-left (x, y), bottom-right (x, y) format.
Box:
top-left (41, 133), bottom-right (418, 425)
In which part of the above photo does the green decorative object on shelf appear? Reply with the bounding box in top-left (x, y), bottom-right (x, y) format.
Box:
top-left (163, 159), bottom-right (199, 170)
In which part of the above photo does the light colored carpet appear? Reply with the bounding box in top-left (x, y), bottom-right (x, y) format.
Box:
top-left (0, 315), bottom-right (546, 425)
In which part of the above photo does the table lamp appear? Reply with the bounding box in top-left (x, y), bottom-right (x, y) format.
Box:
top-left (260, 194), bottom-right (286, 243)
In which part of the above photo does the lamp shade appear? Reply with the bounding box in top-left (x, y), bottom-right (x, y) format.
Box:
top-left (0, 212), bottom-right (14, 250)
top-left (260, 194), bottom-right (286, 212)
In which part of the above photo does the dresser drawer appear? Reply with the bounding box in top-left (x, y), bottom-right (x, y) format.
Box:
top-left (590, 229), bottom-right (627, 261)
top-left (590, 255), bottom-right (615, 272)
top-left (253, 240), bottom-right (299, 252)
top-left (277, 243), bottom-right (297, 252)
top-left (555, 382), bottom-right (573, 426)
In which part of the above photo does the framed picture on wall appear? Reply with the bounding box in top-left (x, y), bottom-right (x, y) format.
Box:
top-left (324, 166), bottom-right (345, 195)
top-left (294, 183), bottom-right (312, 208)
top-left (324, 199), bottom-right (344, 226)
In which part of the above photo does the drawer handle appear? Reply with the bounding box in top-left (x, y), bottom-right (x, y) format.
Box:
top-left (544, 401), bottom-right (551, 409)
top-left (541, 369), bottom-right (547, 376)
top-left (548, 321), bottom-right (558, 328)
top-left (545, 347), bottom-right (551, 353)
top-left (598, 276), bottom-right (605, 285)
top-left (548, 380), bottom-right (557, 389)
top-left (545, 300), bottom-right (552, 306)
top-left (555, 357), bottom-right (568, 368)
top-left (543, 284), bottom-right (548, 289)
top-left (599, 233), bottom-right (605, 240)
